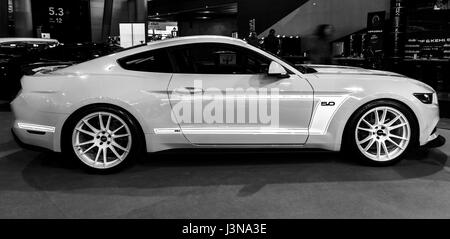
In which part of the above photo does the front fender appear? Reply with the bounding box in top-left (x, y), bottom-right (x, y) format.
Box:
top-left (306, 92), bottom-right (429, 151)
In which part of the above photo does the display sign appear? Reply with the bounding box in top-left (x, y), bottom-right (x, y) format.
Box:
top-left (148, 21), bottom-right (178, 39)
top-left (48, 6), bottom-right (65, 24)
top-left (366, 11), bottom-right (385, 53)
top-left (41, 33), bottom-right (51, 39)
top-left (249, 19), bottom-right (256, 32)
top-left (31, 0), bottom-right (91, 42)
top-left (219, 53), bottom-right (237, 65)
top-left (7, 0), bottom-right (14, 35)
top-left (390, 0), bottom-right (406, 58)
top-left (120, 23), bottom-right (146, 48)
top-left (148, 21), bottom-right (178, 31)
top-left (405, 32), bottom-right (450, 59)
top-left (367, 11), bottom-right (385, 33)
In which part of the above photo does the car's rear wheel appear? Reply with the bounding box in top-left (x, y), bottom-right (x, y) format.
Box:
top-left (346, 101), bottom-right (418, 166)
top-left (65, 106), bottom-right (140, 173)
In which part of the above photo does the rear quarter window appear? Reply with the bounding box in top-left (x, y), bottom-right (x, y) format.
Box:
top-left (117, 48), bottom-right (173, 73)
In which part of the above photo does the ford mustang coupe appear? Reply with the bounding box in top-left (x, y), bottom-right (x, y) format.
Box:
top-left (11, 36), bottom-right (442, 172)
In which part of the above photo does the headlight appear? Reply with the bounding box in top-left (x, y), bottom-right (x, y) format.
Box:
top-left (413, 93), bottom-right (433, 104)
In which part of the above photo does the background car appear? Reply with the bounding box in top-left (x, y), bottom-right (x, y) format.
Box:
top-left (10, 36), bottom-right (443, 173)
top-left (0, 38), bottom-right (122, 101)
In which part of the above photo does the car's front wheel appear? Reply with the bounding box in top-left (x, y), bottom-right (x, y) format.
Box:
top-left (64, 106), bottom-right (141, 173)
top-left (346, 101), bottom-right (418, 166)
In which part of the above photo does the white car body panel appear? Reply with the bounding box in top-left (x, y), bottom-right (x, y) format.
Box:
top-left (167, 73), bottom-right (313, 145)
top-left (11, 36), bottom-right (440, 154)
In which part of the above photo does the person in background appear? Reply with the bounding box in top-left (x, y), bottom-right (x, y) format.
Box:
top-left (247, 31), bottom-right (260, 47)
top-left (362, 45), bottom-right (376, 69)
top-left (305, 24), bottom-right (335, 65)
top-left (264, 29), bottom-right (280, 55)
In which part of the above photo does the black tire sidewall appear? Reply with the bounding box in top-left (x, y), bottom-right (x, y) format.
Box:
top-left (345, 100), bottom-right (419, 166)
top-left (62, 106), bottom-right (142, 173)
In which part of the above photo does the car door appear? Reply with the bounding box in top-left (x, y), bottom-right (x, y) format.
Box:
top-left (166, 42), bottom-right (313, 145)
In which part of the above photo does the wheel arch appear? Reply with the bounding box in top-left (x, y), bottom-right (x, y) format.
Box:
top-left (340, 98), bottom-right (420, 151)
top-left (59, 102), bottom-right (147, 153)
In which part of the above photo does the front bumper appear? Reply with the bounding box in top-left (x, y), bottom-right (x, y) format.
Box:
top-left (418, 102), bottom-right (440, 146)
top-left (424, 134), bottom-right (446, 148)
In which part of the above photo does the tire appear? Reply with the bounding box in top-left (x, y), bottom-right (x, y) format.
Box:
top-left (344, 100), bottom-right (418, 166)
top-left (63, 106), bottom-right (142, 173)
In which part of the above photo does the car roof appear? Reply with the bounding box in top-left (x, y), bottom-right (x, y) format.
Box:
top-left (113, 35), bottom-right (249, 57)
top-left (0, 38), bottom-right (59, 44)
top-left (146, 35), bottom-right (247, 48)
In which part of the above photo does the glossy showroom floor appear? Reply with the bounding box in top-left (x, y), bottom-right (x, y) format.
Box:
top-left (1, 104), bottom-right (450, 218)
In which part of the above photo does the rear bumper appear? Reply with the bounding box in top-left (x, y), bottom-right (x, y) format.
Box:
top-left (10, 94), bottom-right (68, 152)
top-left (11, 128), bottom-right (51, 152)
top-left (11, 123), bottom-right (56, 151)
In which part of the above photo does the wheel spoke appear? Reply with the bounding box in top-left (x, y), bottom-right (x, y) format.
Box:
top-left (75, 140), bottom-right (95, 147)
top-left (389, 134), bottom-right (408, 140)
top-left (387, 138), bottom-right (405, 150)
top-left (381, 141), bottom-right (389, 159)
top-left (109, 145), bottom-right (122, 160)
top-left (112, 125), bottom-right (125, 134)
top-left (386, 115), bottom-right (401, 127)
top-left (81, 144), bottom-right (96, 155)
top-left (380, 108), bottom-right (387, 124)
top-left (374, 110), bottom-right (380, 125)
top-left (364, 138), bottom-right (375, 151)
top-left (362, 119), bottom-right (373, 127)
top-left (99, 113), bottom-right (105, 130)
top-left (389, 123), bottom-right (407, 130)
top-left (112, 142), bottom-right (128, 152)
top-left (358, 135), bottom-right (373, 144)
top-left (113, 133), bottom-right (130, 139)
top-left (376, 141), bottom-right (381, 159)
top-left (357, 127), bottom-right (372, 133)
top-left (76, 127), bottom-right (95, 137)
top-left (106, 115), bottom-right (111, 131)
top-left (82, 119), bottom-right (99, 133)
top-left (103, 147), bottom-right (107, 164)
top-left (94, 147), bottom-right (101, 163)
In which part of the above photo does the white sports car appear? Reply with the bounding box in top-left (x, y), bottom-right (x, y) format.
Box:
top-left (11, 36), bottom-right (443, 172)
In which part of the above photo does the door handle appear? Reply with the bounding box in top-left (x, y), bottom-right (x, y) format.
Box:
top-left (182, 87), bottom-right (204, 95)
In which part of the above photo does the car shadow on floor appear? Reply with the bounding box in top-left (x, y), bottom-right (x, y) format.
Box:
top-left (7, 147), bottom-right (447, 196)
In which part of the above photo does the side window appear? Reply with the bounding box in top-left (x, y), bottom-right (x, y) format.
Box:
top-left (118, 49), bottom-right (172, 73)
top-left (245, 49), bottom-right (271, 74)
top-left (170, 43), bottom-right (271, 74)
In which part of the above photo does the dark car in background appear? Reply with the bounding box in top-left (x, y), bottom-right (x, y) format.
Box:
top-left (0, 38), bottom-right (122, 101)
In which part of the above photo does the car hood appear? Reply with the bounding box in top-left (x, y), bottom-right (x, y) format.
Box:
top-left (306, 64), bottom-right (406, 77)
top-left (304, 64), bottom-right (435, 93)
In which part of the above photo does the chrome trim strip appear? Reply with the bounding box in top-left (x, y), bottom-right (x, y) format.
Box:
top-left (154, 128), bottom-right (308, 135)
top-left (17, 122), bottom-right (56, 133)
top-left (153, 128), bottom-right (182, 134)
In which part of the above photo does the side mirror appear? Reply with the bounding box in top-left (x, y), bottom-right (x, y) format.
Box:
top-left (268, 61), bottom-right (289, 78)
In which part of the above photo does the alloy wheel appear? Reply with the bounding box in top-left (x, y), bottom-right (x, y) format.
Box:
top-left (355, 106), bottom-right (411, 162)
top-left (72, 111), bottom-right (132, 169)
